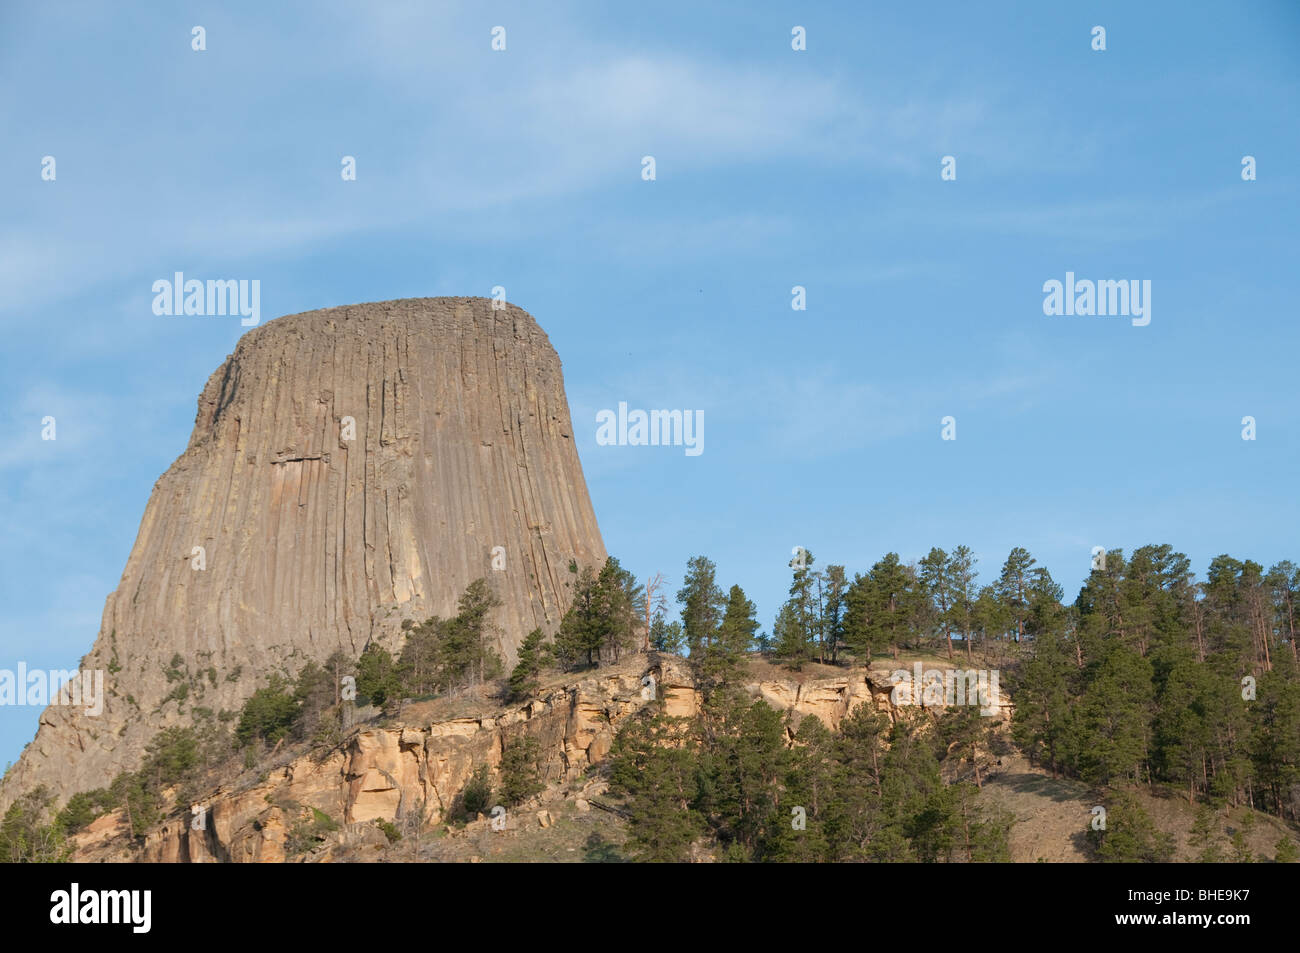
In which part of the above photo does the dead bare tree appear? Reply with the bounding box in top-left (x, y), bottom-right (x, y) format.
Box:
top-left (643, 572), bottom-right (667, 651)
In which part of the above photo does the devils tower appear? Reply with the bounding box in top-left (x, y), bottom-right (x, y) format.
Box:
top-left (1, 297), bottom-right (606, 810)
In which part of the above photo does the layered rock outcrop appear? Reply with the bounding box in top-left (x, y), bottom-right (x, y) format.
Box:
top-left (1, 297), bottom-right (606, 811)
top-left (71, 654), bottom-right (919, 863)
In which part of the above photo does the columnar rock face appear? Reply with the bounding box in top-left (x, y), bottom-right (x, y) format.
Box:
top-left (1, 297), bottom-right (606, 810)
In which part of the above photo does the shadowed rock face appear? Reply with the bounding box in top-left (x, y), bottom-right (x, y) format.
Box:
top-left (2, 297), bottom-right (606, 810)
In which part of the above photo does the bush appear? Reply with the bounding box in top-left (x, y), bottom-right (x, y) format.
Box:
top-left (459, 765), bottom-right (493, 820)
top-left (498, 736), bottom-right (544, 807)
top-left (0, 788), bottom-right (70, 863)
top-left (286, 807), bottom-right (340, 856)
top-left (1276, 836), bottom-right (1299, 863)
top-left (234, 676), bottom-right (298, 747)
top-left (1090, 790), bottom-right (1176, 862)
top-left (55, 790), bottom-right (111, 835)
top-left (356, 644), bottom-right (402, 707)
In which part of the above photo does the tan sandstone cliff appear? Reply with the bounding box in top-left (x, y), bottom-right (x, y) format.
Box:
top-left (69, 654), bottom-right (1011, 863)
top-left (2, 297), bottom-right (607, 813)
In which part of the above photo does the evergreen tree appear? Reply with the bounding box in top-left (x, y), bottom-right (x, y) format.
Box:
top-left (841, 571), bottom-right (873, 663)
top-left (0, 788), bottom-right (69, 863)
top-left (765, 715), bottom-right (834, 861)
top-left (995, 547), bottom-right (1037, 644)
top-left (355, 643), bottom-right (402, 707)
top-left (648, 608), bottom-right (685, 654)
top-left (1189, 805), bottom-right (1223, 861)
top-left (508, 628), bottom-right (548, 701)
top-left (1275, 835), bottom-right (1299, 863)
top-left (843, 553), bottom-right (915, 661)
top-left (458, 765), bottom-right (493, 820)
top-left (398, 616), bottom-right (443, 696)
top-left (705, 584), bottom-right (760, 686)
top-left (292, 660), bottom-right (339, 740)
top-left (609, 711), bottom-right (703, 862)
top-left (781, 550), bottom-right (820, 663)
top-left (594, 556), bottom-right (642, 663)
top-left (821, 565), bottom-right (848, 664)
top-left (1011, 625), bottom-right (1076, 777)
top-left (972, 585), bottom-right (1008, 664)
top-left (447, 577), bottom-right (505, 687)
top-left (555, 566), bottom-right (601, 670)
top-left (498, 736), bottom-right (544, 806)
top-left (919, 547), bottom-right (953, 658)
top-left (676, 555), bottom-right (726, 656)
top-left (772, 601), bottom-right (809, 669)
top-left (234, 675), bottom-right (299, 746)
top-left (947, 545), bottom-right (979, 660)
top-left (1073, 643), bottom-right (1155, 786)
top-left (699, 700), bottom-right (788, 859)
top-left (1091, 789), bottom-right (1175, 862)
top-left (554, 557), bottom-right (641, 669)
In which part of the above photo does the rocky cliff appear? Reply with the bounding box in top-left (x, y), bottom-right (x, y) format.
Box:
top-left (2, 297), bottom-right (607, 812)
top-left (71, 653), bottom-right (961, 863)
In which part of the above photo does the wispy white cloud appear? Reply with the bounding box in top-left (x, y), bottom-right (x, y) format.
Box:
top-left (0, 3), bottom-right (1009, 320)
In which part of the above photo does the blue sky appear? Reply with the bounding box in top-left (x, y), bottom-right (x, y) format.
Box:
top-left (1, 1), bottom-right (1298, 769)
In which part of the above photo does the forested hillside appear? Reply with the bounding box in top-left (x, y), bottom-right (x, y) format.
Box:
top-left (6, 543), bottom-right (1296, 864)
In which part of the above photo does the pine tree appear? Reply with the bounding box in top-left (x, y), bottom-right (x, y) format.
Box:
top-left (1275, 835), bottom-right (1299, 863)
top-left (451, 578), bottom-right (504, 686)
top-left (712, 584), bottom-right (759, 676)
top-left (554, 566), bottom-right (601, 670)
top-left (648, 609), bottom-right (685, 654)
top-left (1011, 625), bottom-right (1076, 777)
top-left (1153, 648), bottom-right (1216, 802)
top-left (355, 644), bottom-right (401, 707)
top-left (292, 660), bottom-right (338, 740)
top-left (996, 547), bottom-right (1037, 644)
top-left (398, 616), bottom-right (443, 696)
top-left (609, 711), bottom-right (703, 862)
top-left (972, 585), bottom-right (1008, 664)
top-left (823, 704), bottom-right (890, 860)
top-left (594, 556), bottom-right (642, 663)
top-left (765, 715), bottom-right (833, 861)
top-left (235, 675), bottom-right (299, 745)
top-left (554, 557), bottom-right (642, 669)
top-left (821, 565), bottom-right (848, 664)
top-left (1190, 806), bottom-right (1223, 862)
top-left (676, 555), bottom-right (726, 656)
top-left (1251, 659), bottom-right (1300, 818)
top-left (772, 601), bottom-right (809, 669)
top-left (498, 736), bottom-right (544, 806)
top-left (844, 553), bottom-right (914, 661)
top-left (1091, 789), bottom-right (1175, 862)
top-left (841, 571), bottom-right (873, 663)
top-left (919, 547), bottom-right (953, 658)
top-left (458, 765), bottom-right (493, 820)
top-left (508, 628), bottom-right (547, 701)
top-left (699, 700), bottom-right (788, 859)
top-left (1265, 561), bottom-right (1299, 663)
top-left (947, 545), bottom-right (979, 660)
top-left (1073, 643), bottom-right (1155, 786)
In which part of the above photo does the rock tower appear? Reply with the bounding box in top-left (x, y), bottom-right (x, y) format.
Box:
top-left (1, 297), bottom-right (606, 808)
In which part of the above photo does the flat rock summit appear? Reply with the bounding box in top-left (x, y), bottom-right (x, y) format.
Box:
top-left (2, 297), bottom-right (606, 809)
